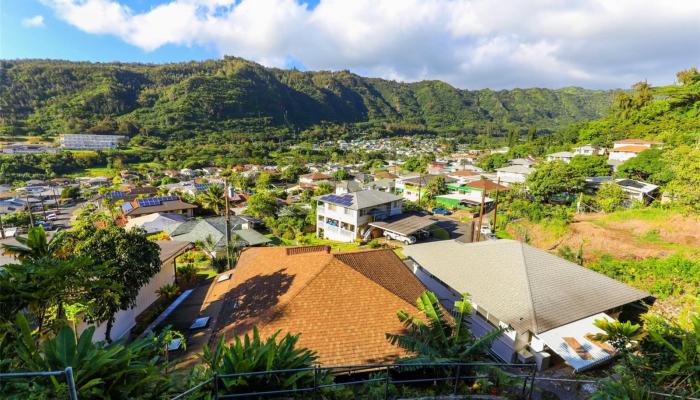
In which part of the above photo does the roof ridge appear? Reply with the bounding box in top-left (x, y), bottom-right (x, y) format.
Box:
top-left (518, 241), bottom-right (540, 334)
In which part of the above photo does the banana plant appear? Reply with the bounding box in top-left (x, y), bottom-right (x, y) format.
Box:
top-left (649, 314), bottom-right (700, 395)
top-left (386, 291), bottom-right (504, 363)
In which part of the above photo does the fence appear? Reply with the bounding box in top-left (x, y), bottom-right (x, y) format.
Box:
top-left (171, 361), bottom-right (538, 400)
top-left (0, 367), bottom-right (78, 400)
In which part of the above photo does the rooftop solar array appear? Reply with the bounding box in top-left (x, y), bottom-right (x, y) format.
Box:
top-left (319, 194), bottom-right (354, 207)
top-left (617, 179), bottom-right (645, 189)
top-left (194, 183), bottom-right (209, 191)
top-left (136, 195), bottom-right (179, 208)
top-left (121, 203), bottom-right (133, 212)
top-left (106, 191), bottom-right (125, 198)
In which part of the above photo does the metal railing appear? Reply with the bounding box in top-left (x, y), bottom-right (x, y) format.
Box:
top-left (170, 361), bottom-right (538, 400)
top-left (0, 367), bottom-right (78, 400)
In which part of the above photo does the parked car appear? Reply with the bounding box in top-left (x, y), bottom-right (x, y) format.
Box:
top-left (432, 207), bottom-right (451, 215)
top-left (480, 224), bottom-right (492, 235)
top-left (383, 231), bottom-right (417, 245)
top-left (46, 213), bottom-right (58, 220)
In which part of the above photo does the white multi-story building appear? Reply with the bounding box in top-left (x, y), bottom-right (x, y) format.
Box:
top-left (315, 190), bottom-right (403, 243)
top-left (573, 144), bottom-right (605, 156)
top-left (60, 134), bottom-right (126, 150)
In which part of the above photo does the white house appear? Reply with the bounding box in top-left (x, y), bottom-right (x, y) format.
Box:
top-left (78, 240), bottom-right (191, 342)
top-left (315, 190), bottom-right (403, 243)
top-left (495, 165), bottom-right (533, 186)
top-left (608, 139), bottom-right (663, 165)
top-left (546, 151), bottom-right (574, 163)
top-left (404, 240), bottom-right (651, 372)
top-left (573, 144), bottom-right (604, 156)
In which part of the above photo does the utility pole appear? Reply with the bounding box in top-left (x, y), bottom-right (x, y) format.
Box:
top-left (51, 185), bottom-right (60, 213)
top-left (417, 173), bottom-right (423, 205)
top-left (475, 179), bottom-right (487, 242)
top-left (224, 181), bottom-right (232, 270)
top-left (24, 192), bottom-right (34, 228)
top-left (491, 178), bottom-right (501, 236)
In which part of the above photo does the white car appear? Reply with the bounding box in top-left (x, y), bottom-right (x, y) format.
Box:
top-left (383, 231), bottom-right (417, 245)
top-left (480, 224), bottom-right (492, 235)
top-left (46, 213), bottom-right (58, 221)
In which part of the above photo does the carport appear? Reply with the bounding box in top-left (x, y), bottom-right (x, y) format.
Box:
top-left (368, 215), bottom-right (438, 238)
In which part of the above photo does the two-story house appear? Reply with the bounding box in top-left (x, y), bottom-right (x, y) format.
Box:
top-left (315, 190), bottom-right (403, 243)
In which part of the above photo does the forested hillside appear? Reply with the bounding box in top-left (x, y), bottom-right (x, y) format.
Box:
top-left (0, 57), bottom-right (613, 142)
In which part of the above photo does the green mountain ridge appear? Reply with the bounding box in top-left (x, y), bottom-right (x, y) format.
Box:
top-left (0, 57), bottom-right (615, 140)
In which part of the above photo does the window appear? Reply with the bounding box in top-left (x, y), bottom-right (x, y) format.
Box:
top-left (327, 204), bottom-right (336, 211)
top-left (318, 215), bottom-right (324, 221)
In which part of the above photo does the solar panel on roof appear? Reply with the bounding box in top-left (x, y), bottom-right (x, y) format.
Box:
top-left (121, 203), bottom-right (133, 212)
top-left (106, 191), bottom-right (125, 198)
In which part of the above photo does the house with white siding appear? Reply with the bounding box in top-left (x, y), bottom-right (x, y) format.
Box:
top-left (315, 190), bottom-right (403, 243)
top-left (404, 240), bottom-right (651, 372)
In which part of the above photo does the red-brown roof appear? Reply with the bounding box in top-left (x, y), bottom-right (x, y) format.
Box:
top-left (450, 170), bottom-right (479, 177)
top-left (612, 145), bottom-right (650, 153)
top-left (300, 172), bottom-right (331, 181)
top-left (614, 139), bottom-right (662, 145)
top-left (212, 246), bottom-right (427, 365)
top-left (465, 179), bottom-right (509, 192)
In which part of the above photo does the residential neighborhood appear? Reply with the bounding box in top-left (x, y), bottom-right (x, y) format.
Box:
top-left (1, 6), bottom-right (698, 398)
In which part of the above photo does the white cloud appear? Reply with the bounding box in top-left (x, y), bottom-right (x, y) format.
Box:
top-left (22, 15), bottom-right (45, 28)
top-left (41, 0), bottom-right (700, 89)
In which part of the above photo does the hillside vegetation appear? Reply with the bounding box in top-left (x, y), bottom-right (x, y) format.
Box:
top-left (0, 57), bottom-right (613, 141)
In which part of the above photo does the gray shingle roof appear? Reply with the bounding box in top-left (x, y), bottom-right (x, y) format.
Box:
top-left (404, 240), bottom-right (650, 334)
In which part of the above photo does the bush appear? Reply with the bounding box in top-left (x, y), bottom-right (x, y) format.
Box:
top-left (367, 239), bottom-right (383, 249)
top-left (177, 263), bottom-right (198, 287)
top-left (210, 255), bottom-right (229, 273)
top-left (193, 327), bottom-right (328, 395)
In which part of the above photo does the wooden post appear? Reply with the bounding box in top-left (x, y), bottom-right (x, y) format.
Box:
top-left (0, 212), bottom-right (5, 239)
top-left (25, 193), bottom-right (34, 228)
top-left (491, 177), bottom-right (501, 235)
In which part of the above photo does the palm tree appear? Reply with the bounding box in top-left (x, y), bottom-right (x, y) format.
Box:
top-left (198, 184), bottom-right (225, 215)
top-left (2, 225), bottom-right (65, 262)
top-left (386, 291), bottom-right (504, 363)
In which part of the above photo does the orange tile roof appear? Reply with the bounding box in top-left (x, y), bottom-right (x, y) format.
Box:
top-left (212, 246), bottom-right (427, 365)
top-left (612, 145), bottom-right (650, 153)
top-left (614, 139), bottom-right (662, 145)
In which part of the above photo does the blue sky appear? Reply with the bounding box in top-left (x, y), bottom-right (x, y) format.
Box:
top-left (2, 0), bottom-right (698, 89)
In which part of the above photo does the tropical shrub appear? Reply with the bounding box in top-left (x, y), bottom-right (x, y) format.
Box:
top-left (193, 327), bottom-right (328, 395)
top-left (1, 313), bottom-right (174, 399)
top-left (177, 263), bottom-right (199, 287)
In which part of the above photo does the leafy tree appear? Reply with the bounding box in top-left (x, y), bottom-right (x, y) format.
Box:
top-left (245, 191), bottom-right (279, 219)
top-left (198, 184), bottom-right (225, 215)
top-left (67, 219), bottom-right (161, 341)
top-left (617, 149), bottom-right (670, 184)
top-left (60, 185), bottom-right (80, 200)
top-left (632, 80), bottom-right (653, 107)
top-left (255, 172), bottom-right (272, 192)
top-left (332, 169), bottom-right (351, 181)
top-left (280, 163), bottom-right (308, 182)
top-left (676, 67), bottom-right (700, 85)
top-left (596, 181), bottom-right (627, 213)
top-left (194, 327), bottom-right (326, 394)
top-left (386, 291), bottom-right (502, 363)
top-left (569, 155), bottom-right (611, 178)
top-left (477, 153), bottom-right (508, 172)
top-left (425, 176), bottom-right (448, 199)
top-left (313, 182), bottom-right (334, 196)
top-left (526, 161), bottom-right (583, 202)
top-left (402, 156), bottom-right (426, 173)
top-left (526, 126), bottom-right (537, 142)
top-left (664, 145), bottom-right (700, 211)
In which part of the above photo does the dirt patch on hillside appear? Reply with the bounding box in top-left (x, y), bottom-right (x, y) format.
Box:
top-left (507, 212), bottom-right (700, 262)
